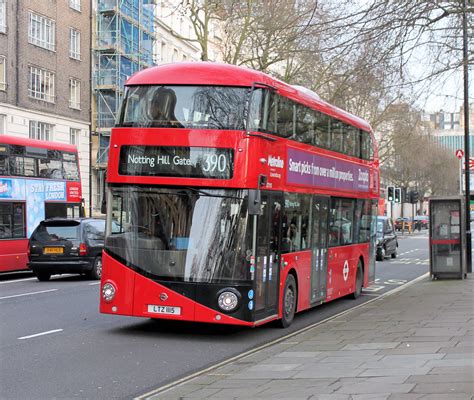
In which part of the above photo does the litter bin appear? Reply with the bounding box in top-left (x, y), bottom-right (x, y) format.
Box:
top-left (429, 196), bottom-right (466, 279)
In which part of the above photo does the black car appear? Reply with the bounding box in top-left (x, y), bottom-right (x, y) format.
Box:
top-left (28, 218), bottom-right (107, 281)
top-left (376, 216), bottom-right (398, 261)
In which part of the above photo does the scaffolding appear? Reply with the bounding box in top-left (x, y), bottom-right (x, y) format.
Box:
top-left (93, 0), bottom-right (157, 166)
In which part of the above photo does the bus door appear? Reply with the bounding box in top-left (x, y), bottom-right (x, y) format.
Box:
top-left (310, 196), bottom-right (329, 304)
top-left (253, 192), bottom-right (282, 322)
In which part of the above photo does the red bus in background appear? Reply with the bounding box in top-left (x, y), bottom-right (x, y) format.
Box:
top-left (0, 136), bottom-right (83, 272)
top-left (100, 62), bottom-right (379, 327)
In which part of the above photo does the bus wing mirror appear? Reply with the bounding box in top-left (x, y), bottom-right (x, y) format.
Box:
top-left (100, 196), bottom-right (107, 214)
top-left (248, 189), bottom-right (262, 215)
top-left (100, 170), bottom-right (107, 214)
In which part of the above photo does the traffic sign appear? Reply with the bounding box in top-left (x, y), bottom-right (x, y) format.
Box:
top-left (470, 157), bottom-right (474, 170)
top-left (455, 149), bottom-right (464, 159)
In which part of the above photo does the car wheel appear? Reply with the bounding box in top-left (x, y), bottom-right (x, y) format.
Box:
top-left (36, 271), bottom-right (51, 281)
top-left (278, 274), bottom-right (297, 328)
top-left (391, 246), bottom-right (397, 259)
top-left (88, 256), bottom-right (102, 280)
top-left (376, 247), bottom-right (385, 261)
top-left (350, 261), bottom-right (363, 299)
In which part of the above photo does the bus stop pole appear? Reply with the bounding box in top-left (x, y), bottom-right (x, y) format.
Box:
top-left (462, 0), bottom-right (472, 273)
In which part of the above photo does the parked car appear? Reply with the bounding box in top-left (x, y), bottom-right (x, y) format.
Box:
top-left (376, 216), bottom-right (398, 261)
top-left (413, 215), bottom-right (429, 230)
top-left (28, 218), bottom-right (108, 281)
top-left (395, 217), bottom-right (411, 231)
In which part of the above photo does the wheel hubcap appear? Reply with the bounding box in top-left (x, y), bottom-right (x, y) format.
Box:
top-left (285, 287), bottom-right (294, 316)
top-left (97, 259), bottom-right (102, 277)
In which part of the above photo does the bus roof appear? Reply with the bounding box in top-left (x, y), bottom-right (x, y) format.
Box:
top-left (126, 62), bottom-right (373, 132)
top-left (0, 135), bottom-right (78, 153)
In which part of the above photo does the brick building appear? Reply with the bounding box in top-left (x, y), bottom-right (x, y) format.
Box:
top-left (0, 0), bottom-right (91, 212)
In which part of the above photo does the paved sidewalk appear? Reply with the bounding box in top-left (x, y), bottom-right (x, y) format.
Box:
top-left (147, 275), bottom-right (474, 400)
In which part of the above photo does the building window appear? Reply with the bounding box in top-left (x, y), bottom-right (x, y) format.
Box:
top-left (70, 128), bottom-right (80, 145)
top-left (69, 28), bottom-right (81, 60)
top-left (0, 114), bottom-right (6, 134)
top-left (28, 66), bottom-right (55, 102)
top-left (69, 78), bottom-right (80, 109)
top-left (69, 0), bottom-right (81, 11)
top-left (0, 56), bottom-right (5, 91)
top-left (28, 12), bottom-right (56, 51)
top-left (0, 0), bottom-right (6, 34)
top-left (29, 120), bottom-right (53, 141)
top-left (161, 42), bottom-right (167, 63)
top-left (172, 48), bottom-right (179, 62)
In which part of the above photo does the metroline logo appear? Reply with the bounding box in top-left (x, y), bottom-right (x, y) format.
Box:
top-left (268, 155), bottom-right (284, 169)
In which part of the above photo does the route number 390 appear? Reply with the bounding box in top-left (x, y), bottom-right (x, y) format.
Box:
top-left (203, 154), bottom-right (227, 173)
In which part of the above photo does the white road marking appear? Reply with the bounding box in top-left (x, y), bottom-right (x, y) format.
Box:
top-left (0, 289), bottom-right (57, 300)
top-left (362, 285), bottom-right (384, 292)
top-left (88, 282), bottom-right (101, 286)
top-left (0, 277), bottom-right (37, 284)
top-left (0, 273), bottom-right (77, 285)
top-left (18, 329), bottom-right (63, 340)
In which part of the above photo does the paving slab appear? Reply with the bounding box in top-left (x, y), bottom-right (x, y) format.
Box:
top-left (145, 275), bottom-right (474, 400)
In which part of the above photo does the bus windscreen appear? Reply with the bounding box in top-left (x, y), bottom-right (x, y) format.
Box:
top-left (118, 85), bottom-right (248, 130)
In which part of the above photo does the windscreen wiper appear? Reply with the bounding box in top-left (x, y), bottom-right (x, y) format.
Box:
top-left (180, 187), bottom-right (244, 200)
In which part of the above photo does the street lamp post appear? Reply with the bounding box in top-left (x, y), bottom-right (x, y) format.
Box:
top-left (462, 0), bottom-right (472, 273)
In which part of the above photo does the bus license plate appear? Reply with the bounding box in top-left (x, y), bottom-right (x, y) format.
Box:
top-left (148, 305), bottom-right (181, 315)
top-left (44, 247), bottom-right (63, 254)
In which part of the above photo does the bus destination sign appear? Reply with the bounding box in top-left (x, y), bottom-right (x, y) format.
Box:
top-left (119, 146), bottom-right (234, 179)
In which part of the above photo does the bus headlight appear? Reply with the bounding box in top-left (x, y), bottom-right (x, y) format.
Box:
top-left (217, 289), bottom-right (240, 312)
top-left (102, 282), bottom-right (116, 302)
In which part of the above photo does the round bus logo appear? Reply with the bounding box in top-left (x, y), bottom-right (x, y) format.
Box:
top-left (160, 293), bottom-right (168, 301)
top-left (343, 261), bottom-right (349, 281)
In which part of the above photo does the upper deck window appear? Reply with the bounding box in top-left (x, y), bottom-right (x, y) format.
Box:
top-left (249, 89), bottom-right (373, 161)
top-left (0, 145), bottom-right (79, 181)
top-left (118, 85), bottom-right (248, 131)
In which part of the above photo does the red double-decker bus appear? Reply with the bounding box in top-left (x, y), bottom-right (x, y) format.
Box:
top-left (100, 62), bottom-right (379, 327)
top-left (0, 136), bottom-right (83, 272)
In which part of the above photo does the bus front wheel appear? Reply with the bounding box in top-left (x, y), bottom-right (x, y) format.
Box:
top-left (279, 274), bottom-right (297, 328)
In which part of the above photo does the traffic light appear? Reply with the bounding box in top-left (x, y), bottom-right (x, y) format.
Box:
top-left (403, 188), bottom-right (411, 203)
top-left (411, 191), bottom-right (419, 203)
top-left (394, 187), bottom-right (401, 203)
top-left (387, 186), bottom-right (394, 202)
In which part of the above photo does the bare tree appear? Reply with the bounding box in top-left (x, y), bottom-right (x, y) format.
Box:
top-left (173, 0), bottom-right (225, 61)
top-left (221, 0), bottom-right (319, 72)
top-left (381, 103), bottom-right (459, 196)
top-left (307, 0), bottom-right (474, 105)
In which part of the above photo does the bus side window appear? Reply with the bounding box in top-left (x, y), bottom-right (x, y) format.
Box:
top-left (313, 112), bottom-right (330, 149)
top-left (266, 91), bottom-right (278, 134)
top-left (277, 96), bottom-right (295, 138)
top-left (282, 193), bottom-right (311, 252)
top-left (361, 130), bottom-right (371, 160)
top-left (296, 105), bottom-right (314, 145)
top-left (331, 120), bottom-right (344, 153)
top-left (0, 155), bottom-right (8, 175)
top-left (344, 124), bottom-right (360, 158)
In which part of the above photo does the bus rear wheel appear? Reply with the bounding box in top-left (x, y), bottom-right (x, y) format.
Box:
top-left (278, 274), bottom-right (297, 328)
top-left (350, 261), bottom-right (363, 299)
